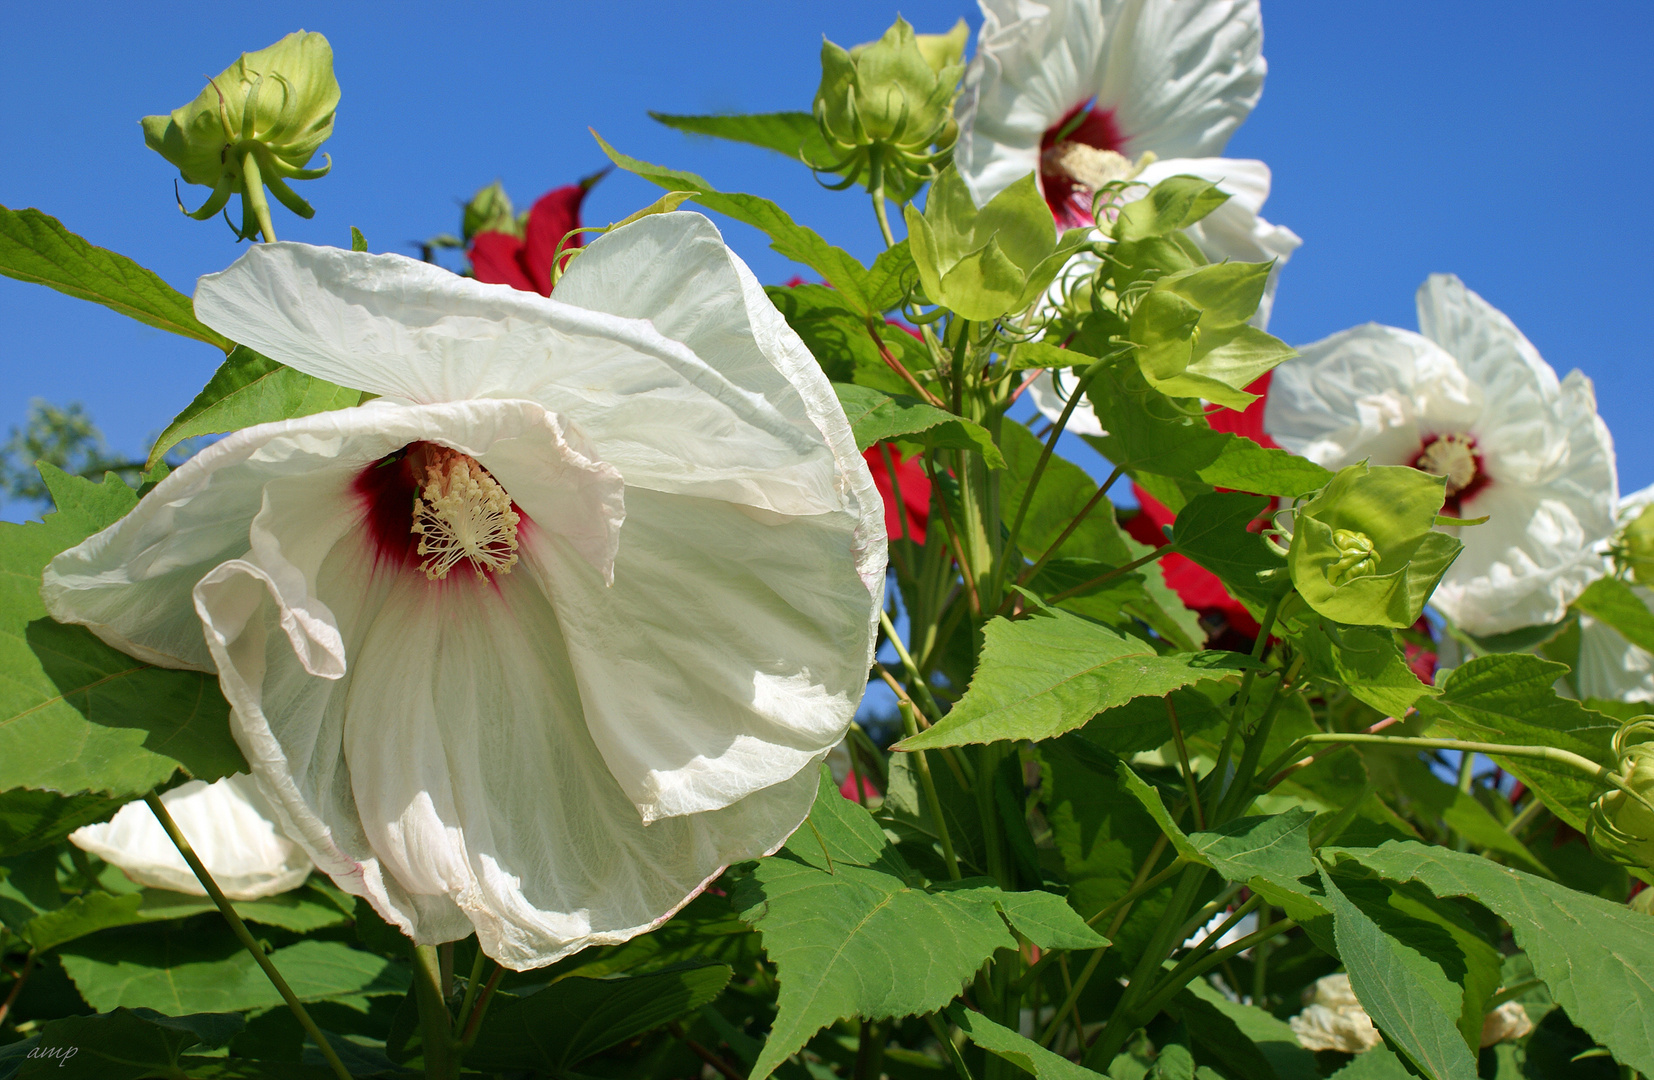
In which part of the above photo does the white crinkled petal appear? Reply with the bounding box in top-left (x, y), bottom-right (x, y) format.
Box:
top-left (1264, 323), bottom-right (1478, 469)
top-left (957, 0), bottom-right (1265, 205)
top-left (193, 233), bottom-right (843, 517)
top-left (195, 524), bottom-right (818, 969)
top-left (70, 774), bottom-right (313, 900)
top-left (1578, 607), bottom-right (1654, 704)
top-left (541, 487), bottom-right (871, 822)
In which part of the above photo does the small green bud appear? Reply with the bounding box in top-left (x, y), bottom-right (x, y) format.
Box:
top-left (142, 30), bottom-right (339, 242)
top-left (462, 181), bottom-right (519, 243)
top-left (813, 17), bottom-right (963, 198)
top-left (1614, 504), bottom-right (1654, 587)
top-left (1287, 463), bottom-right (1463, 628)
top-left (903, 166), bottom-right (1091, 321)
top-left (1589, 718), bottom-right (1654, 870)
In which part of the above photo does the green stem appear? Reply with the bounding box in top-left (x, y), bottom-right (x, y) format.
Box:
top-left (1042, 545), bottom-right (1175, 607)
top-left (1213, 658), bottom-right (1301, 825)
top-left (854, 1018), bottom-right (887, 1080)
top-left (1132, 918), bottom-right (1297, 1023)
top-left (144, 793), bottom-right (350, 1080)
top-left (1166, 695), bottom-right (1204, 830)
top-left (1016, 466), bottom-right (1123, 589)
top-left (1085, 865), bottom-right (1209, 1068)
top-left (1038, 946), bottom-right (1105, 1048)
top-left (868, 146), bottom-right (896, 249)
top-left (1251, 905), bottom-right (1273, 1006)
top-left (925, 1014), bottom-right (976, 1080)
top-left (413, 945), bottom-right (458, 1080)
top-left (901, 700), bottom-right (961, 879)
top-left (457, 964), bottom-right (504, 1051)
top-left (1506, 794), bottom-right (1548, 836)
top-left (881, 609), bottom-right (945, 724)
top-left (1202, 592), bottom-right (1286, 811)
top-left (452, 945), bottom-right (489, 1038)
top-left (0, 949), bottom-right (36, 1028)
top-left (1486, 979), bottom-right (1544, 1010)
top-left (239, 149), bottom-right (277, 242)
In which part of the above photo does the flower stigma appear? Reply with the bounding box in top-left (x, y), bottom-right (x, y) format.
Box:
top-left (410, 447), bottom-right (520, 581)
top-left (1326, 528), bottom-right (1379, 586)
top-left (1414, 433), bottom-right (1480, 497)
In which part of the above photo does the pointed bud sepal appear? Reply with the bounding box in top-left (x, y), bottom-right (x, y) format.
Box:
top-left (462, 180), bottom-right (519, 243)
top-left (812, 17), bottom-right (964, 198)
top-left (1589, 718), bottom-right (1654, 869)
top-left (904, 166), bottom-right (1091, 321)
top-left (1287, 463), bottom-right (1463, 628)
top-left (142, 30), bottom-right (339, 242)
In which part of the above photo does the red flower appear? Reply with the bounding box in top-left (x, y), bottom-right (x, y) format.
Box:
top-left (865, 446), bottom-right (930, 544)
top-left (1121, 373), bottom-right (1278, 646)
top-left (469, 170), bottom-right (605, 296)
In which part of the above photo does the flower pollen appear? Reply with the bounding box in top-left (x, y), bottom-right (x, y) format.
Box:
top-left (1415, 434), bottom-right (1479, 496)
top-left (1038, 101), bottom-right (1126, 228)
top-left (411, 447), bottom-right (520, 581)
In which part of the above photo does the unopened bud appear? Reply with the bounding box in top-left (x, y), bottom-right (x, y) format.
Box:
top-left (142, 31), bottom-right (339, 242)
top-left (1326, 529), bottom-right (1380, 586)
top-left (462, 181), bottom-right (519, 243)
top-left (1615, 504), bottom-right (1654, 587)
top-left (1589, 717), bottom-right (1654, 869)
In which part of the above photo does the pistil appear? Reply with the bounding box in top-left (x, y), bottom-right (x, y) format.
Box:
top-left (410, 448), bottom-right (520, 581)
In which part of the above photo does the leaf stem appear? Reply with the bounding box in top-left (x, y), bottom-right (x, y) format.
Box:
top-left (458, 964), bottom-right (504, 1050)
top-left (1132, 916), bottom-right (1297, 1022)
top-left (452, 945), bottom-right (489, 1038)
top-left (901, 699), bottom-right (961, 880)
top-left (0, 949), bottom-right (36, 1027)
top-left (1166, 695), bottom-right (1204, 829)
top-left (144, 792), bottom-right (351, 1080)
top-left (413, 944), bottom-right (459, 1080)
top-left (867, 319), bottom-right (946, 407)
top-left (1041, 544), bottom-right (1175, 607)
top-left (926, 1014), bottom-right (976, 1080)
top-left (880, 610), bottom-right (945, 724)
top-left (1014, 466), bottom-right (1124, 590)
top-left (868, 146), bottom-right (896, 249)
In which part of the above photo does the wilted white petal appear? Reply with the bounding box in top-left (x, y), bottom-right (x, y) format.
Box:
top-left (1578, 485), bottom-right (1654, 703)
top-left (70, 775), bottom-right (313, 900)
top-left (1289, 973), bottom-right (1382, 1054)
top-left (1266, 277), bottom-right (1617, 636)
top-left (1480, 1001), bottom-right (1534, 1047)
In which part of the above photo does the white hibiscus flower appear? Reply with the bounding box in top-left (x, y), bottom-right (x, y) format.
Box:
top-left (1264, 274), bottom-right (1616, 637)
top-left (1577, 484), bottom-right (1654, 703)
top-left (71, 774), bottom-right (313, 901)
top-left (42, 212), bottom-right (886, 970)
top-left (955, 0), bottom-right (1299, 434)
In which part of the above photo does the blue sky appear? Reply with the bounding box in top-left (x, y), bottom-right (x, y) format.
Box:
top-left (2, 2), bottom-right (1650, 519)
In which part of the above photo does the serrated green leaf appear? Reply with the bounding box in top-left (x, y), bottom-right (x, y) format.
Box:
top-left (17, 1007), bottom-right (244, 1080)
top-left (59, 927), bottom-right (408, 1014)
top-left (1170, 978), bottom-right (1321, 1080)
top-left (832, 383), bottom-right (1004, 466)
top-left (22, 890), bottom-right (144, 953)
top-left (650, 110), bottom-right (835, 167)
top-left (1574, 575), bottom-right (1654, 654)
top-left (147, 346), bottom-right (360, 468)
top-left (991, 889), bottom-right (1109, 951)
top-left (1317, 868), bottom-right (1480, 1080)
top-left (1085, 365), bottom-right (1330, 497)
top-left (733, 772), bottom-right (1087, 1080)
top-left (946, 1005), bottom-right (1103, 1079)
top-left (765, 284), bottom-right (901, 392)
top-left (464, 964), bottom-right (732, 1073)
top-left (0, 469), bottom-right (242, 800)
top-left (0, 787), bottom-right (126, 856)
top-left (1289, 619), bottom-right (1437, 718)
top-left (0, 204), bottom-right (232, 352)
top-left (897, 608), bottom-right (1253, 750)
top-left (1170, 492), bottom-right (1284, 609)
top-left (1383, 758), bottom-right (1552, 876)
top-left (1328, 840), bottom-right (1654, 1077)
top-left (1078, 687), bottom-right (1227, 757)
top-left (1415, 654), bottom-right (1617, 831)
top-left (136, 881), bottom-right (353, 933)
top-left (1325, 1047), bottom-right (1412, 1079)
top-left (1000, 423), bottom-right (1134, 567)
top-left (865, 239), bottom-right (918, 312)
top-left (595, 133), bottom-right (881, 316)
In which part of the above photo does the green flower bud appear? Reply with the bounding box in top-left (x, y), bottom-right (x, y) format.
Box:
top-left (1287, 463), bottom-right (1463, 628)
top-left (141, 31), bottom-right (339, 242)
top-left (1589, 718), bottom-right (1654, 869)
top-left (813, 17), bottom-right (963, 198)
top-left (904, 166), bottom-right (1091, 321)
top-left (914, 18), bottom-right (970, 76)
top-left (462, 181), bottom-right (520, 243)
top-left (1614, 503), bottom-right (1654, 587)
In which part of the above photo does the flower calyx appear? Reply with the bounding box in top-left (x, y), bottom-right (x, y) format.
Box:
top-left (1287, 462), bottom-right (1463, 628)
top-left (813, 17), bottom-right (964, 199)
top-left (142, 30), bottom-right (339, 242)
top-left (904, 165), bottom-right (1092, 322)
top-left (1588, 717), bottom-right (1654, 870)
top-left (1612, 503), bottom-right (1654, 587)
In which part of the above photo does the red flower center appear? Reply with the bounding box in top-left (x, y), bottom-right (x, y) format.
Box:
top-left (1039, 101), bottom-right (1125, 228)
top-left (1409, 433), bottom-right (1489, 517)
top-left (353, 442), bottom-right (524, 583)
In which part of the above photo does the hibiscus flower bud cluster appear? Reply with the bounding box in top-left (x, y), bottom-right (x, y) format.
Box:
top-left (1286, 463), bottom-right (1462, 629)
top-left (1613, 503), bottom-right (1654, 587)
top-left (813, 17), bottom-right (966, 200)
top-left (142, 30), bottom-right (338, 243)
top-left (1589, 717), bottom-right (1654, 869)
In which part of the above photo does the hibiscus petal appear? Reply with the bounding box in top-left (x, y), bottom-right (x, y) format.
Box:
top-left (70, 774), bottom-right (313, 900)
top-left (467, 230), bottom-right (534, 293)
top-left (957, 0), bottom-right (1265, 206)
top-left (192, 237), bottom-right (843, 516)
top-left (540, 486), bottom-right (872, 822)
